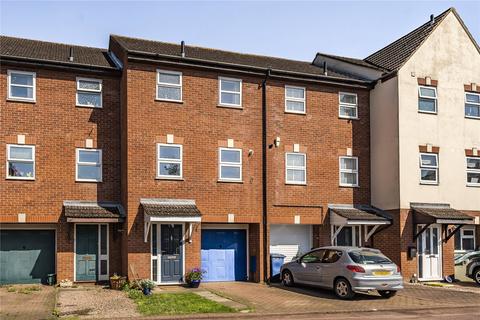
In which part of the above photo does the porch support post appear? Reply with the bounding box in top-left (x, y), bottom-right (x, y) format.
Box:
top-left (364, 225), bottom-right (379, 242)
top-left (413, 223), bottom-right (432, 241)
top-left (144, 221), bottom-right (151, 243)
top-left (331, 225), bottom-right (343, 245)
top-left (444, 224), bottom-right (464, 243)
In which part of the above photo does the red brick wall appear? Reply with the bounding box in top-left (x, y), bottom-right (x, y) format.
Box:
top-left (0, 64), bottom-right (121, 281)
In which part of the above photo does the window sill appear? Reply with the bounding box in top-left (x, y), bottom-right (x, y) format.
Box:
top-left (7, 98), bottom-right (36, 104)
top-left (76, 179), bottom-right (102, 183)
top-left (418, 110), bottom-right (437, 115)
top-left (155, 99), bottom-right (184, 104)
top-left (466, 184), bottom-right (480, 188)
top-left (156, 177), bottom-right (184, 181)
top-left (217, 179), bottom-right (243, 184)
top-left (285, 182), bottom-right (307, 186)
top-left (76, 104), bottom-right (103, 109)
top-left (217, 104), bottom-right (243, 109)
top-left (6, 177), bottom-right (35, 181)
top-left (339, 184), bottom-right (359, 188)
top-left (420, 182), bottom-right (438, 186)
top-left (465, 116), bottom-right (480, 120)
top-left (339, 116), bottom-right (359, 120)
top-left (284, 110), bottom-right (306, 115)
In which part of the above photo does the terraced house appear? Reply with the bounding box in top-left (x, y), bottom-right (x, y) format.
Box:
top-left (0, 7), bottom-right (478, 285)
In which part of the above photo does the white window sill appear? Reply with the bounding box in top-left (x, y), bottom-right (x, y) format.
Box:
top-left (76, 104), bottom-right (103, 109)
top-left (6, 176), bottom-right (35, 181)
top-left (420, 181), bottom-right (438, 185)
top-left (217, 104), bottom-right (243, 109)
top-left (76, 179), bottom-right (102, 183)
top-left (465, 116), bottom-right (480, 120)
top-left (466, 183), bottom-right (480, 187)
top-left (156, 177), bottom-right (184, 181)
top-left (285, 110), bottom-right (306, 115)
top-left (218, 179), bottom-right (243, 183)
top-left (7, 98), bottom-right (36, 104)
top-left (339, 116), bottom-right (359, 120)
top-left (418, 110), bottom-right (437, 115)
top-left (155, 98), bottom-right (184, 104)
top-left (286, 182), bottom-right (307, 186)
top-left (339, 184), bottom-right (359, 188)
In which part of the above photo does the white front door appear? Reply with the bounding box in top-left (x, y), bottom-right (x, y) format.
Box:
top-left (417, 224), bottom-right (442, 280)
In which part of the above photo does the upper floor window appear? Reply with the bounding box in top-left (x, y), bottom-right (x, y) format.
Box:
top-left (156, 70), bottom-right (182, 102)
top-left (466, 157), bottom-right (480, 186)
top-left (76, 78), bottom-right (102, 108)
top-left (7, 70), bottom-right (36, 102)
top-left (285, 152), bottom-right (306, 185)
top-left (76, 149), bottom-right (102, 182)
top-left (157, 144), bottom-right (182, 179)
top-left (465, 92), bottom-right (480, 119)
top-left (285, 86), bottom-right (306, 114)
top-left (219, 148), bottom-right (242, 181)
top-left (418, 86), bottom-right (437, 113)
top-left (455, 226), bottom-right (476, 252)
top-left (339, 156), bottom-right (358, 187)
top-left (219, 77), bottom-right (242, 107)
top-left (7, 144), bottom-right (35, 180)
top-left (419, 153), bottom-right (438, 184)
top-left (339, 92), bottom-right (358, 119)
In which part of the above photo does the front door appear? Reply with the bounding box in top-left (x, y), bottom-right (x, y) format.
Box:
top-left (417, 224), bottom-right (442, 280)
top-left (76, 225), bottom-right (98, 281)
top-left (160, 224), bottom-right (183, 283)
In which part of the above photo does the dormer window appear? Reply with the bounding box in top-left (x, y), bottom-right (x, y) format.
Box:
top-left (418, 86), bottom-right (437, 114)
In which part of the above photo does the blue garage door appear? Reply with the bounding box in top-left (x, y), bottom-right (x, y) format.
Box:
top-left (201, 229), bottom-right (247, 281)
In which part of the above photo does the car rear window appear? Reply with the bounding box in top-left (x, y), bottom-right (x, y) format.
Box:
top-left (348, 250), bottom-right (393, 265)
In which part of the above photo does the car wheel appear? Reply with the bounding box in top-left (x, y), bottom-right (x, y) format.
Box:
top-left (474, 268), bottom-right (480, 285)
top-left (334, 278), bottom-right (355, 300)
top-left (282, 270), bottom-right (294, 287)
top-left (378, 290), bottom-right (397, 298)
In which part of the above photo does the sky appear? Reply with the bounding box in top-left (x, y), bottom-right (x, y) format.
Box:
top-left (0, 1), bottom-right (479, 62)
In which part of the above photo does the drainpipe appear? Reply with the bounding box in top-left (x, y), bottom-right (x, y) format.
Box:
top-left (262, 69), bottom-right (271, 283)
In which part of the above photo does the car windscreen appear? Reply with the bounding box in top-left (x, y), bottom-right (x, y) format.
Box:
top-left (348, 250), bottom-right (393, 265)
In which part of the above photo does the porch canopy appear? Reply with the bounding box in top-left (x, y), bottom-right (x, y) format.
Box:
top-left (329, 204), bottom-right (392, 244)
top-left (63, 200), bottom-right (125, 223)
top-left (141, 198), bottom-right (202, 242)
top-left (411, 203), bottom-right (474, 241)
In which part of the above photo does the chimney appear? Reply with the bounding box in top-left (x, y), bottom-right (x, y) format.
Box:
top-left (429, 14), bottom-right (435, 26)
top-left (323, 61), bottom-right (328, 76)
top-left (180, 41), bottom-right (185, 58)
top-left (69, 47), bottom-right (74, 62)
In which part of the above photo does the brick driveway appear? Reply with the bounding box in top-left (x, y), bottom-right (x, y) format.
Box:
top-left (202, 282), bottom-right (480, 314)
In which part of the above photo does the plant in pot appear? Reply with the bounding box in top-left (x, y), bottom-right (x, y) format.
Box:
top-left (139, 279), bottom-right (155, 295)
top-left (109, 273), bottom-right (126, 290)
top-left (185, 268), bottom-right (204, 288)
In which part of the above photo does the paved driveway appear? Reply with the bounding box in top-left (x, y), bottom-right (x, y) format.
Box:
top-left (0, 285), bottom-right (56, 320)
top-left (202, 282), bottom-right (480, 315)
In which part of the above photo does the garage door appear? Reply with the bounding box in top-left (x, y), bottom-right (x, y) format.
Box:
top-left (201, 229), bottom-right (247, 281)
top-left (0, 230), bottom-right (55, 284)
top-left (270, 224), bottom-right (312, 263)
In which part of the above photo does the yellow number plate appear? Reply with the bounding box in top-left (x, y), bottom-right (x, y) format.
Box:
top-left (373, 271), bottom-right (391, 276)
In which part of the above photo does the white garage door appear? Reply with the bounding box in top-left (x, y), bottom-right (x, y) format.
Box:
top-left (270, 224), bottom-right (312, 263)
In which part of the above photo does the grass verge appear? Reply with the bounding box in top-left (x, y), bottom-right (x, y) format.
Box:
top-left (127, 290), bottom-right (236, 315)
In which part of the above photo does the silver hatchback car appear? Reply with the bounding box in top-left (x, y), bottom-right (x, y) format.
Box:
top-left (280, 246), bottom-right (403, 299)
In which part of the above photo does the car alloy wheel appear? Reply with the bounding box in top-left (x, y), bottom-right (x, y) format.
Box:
top-left (336, 281), bottom-right (348, 296)
top-left (282, 271), bottom-right (293, 287)
top-left (475, 268), bottom-right (480, 285)
top-left (334, 278), bottom-right (354, 299)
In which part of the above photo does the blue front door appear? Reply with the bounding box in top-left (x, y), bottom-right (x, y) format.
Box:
top-left (201, 229), bottom-right (247, 281)
top-left (76, 225), bottom-right (98, 281)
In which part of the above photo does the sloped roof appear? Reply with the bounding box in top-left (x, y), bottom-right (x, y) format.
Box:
top-left (0, 35), bottom-right (117, 69)
top-left (317, 52), bottom-right (384, 71)
top-left (364, 8), bottom-right (453, 71)
top-left (63, 200), bottom-right (125, 219)
top-left (141, 198), bottom-right (202, 217)
top-left (111, 35), bottom-right (367, 81)
top-left (330, 205), bottom-right (391, 221)
top-left (411, 204), bottom-right (473, 221)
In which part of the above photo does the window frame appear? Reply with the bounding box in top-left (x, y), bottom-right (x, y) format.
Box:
top-left (218, 76), bottom-right (242, 108)
top-left (285, 152), bottom-right (307, 185)
top-left (418, 85), bottom-right (438, 114)
top-left (466, 156), bottom-right (480, 187)
top-left (7, 70), bottom-right (36, 102)
top-left (156, 143), bottom-right (183, 180)
top-left (419, 152), bottom-right (438, 185)
top-left (76, 148), bottom-right (103, 182)
top-left (156, 69), bottom-right (183, 102)
top-left (465, 92), bottom-right (480, 119)
top-left (339, 156), bottom-right (359, 187)
top-left (218, 147), bottom-right (242, 182)
top-left (284, 85), bottom-right (306, 114)
top-left (455, 226), bottom-right (476, 252)
top-left (338, 92), bottom-right (358, 119)
top-left (76, 77), bottom-right (103, 108)
top-left (6, 144), bottom-right (35, 180)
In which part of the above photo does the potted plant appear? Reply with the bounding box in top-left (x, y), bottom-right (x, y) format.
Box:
top-left (109, 273), bottom-right (126, 290)
top-left (185, 268), bottom-right (204, 288)
top-left (139, 279), bottom-right (155, 295)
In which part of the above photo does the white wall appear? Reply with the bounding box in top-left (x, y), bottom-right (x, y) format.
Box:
top-left (397, 12), bottom-right (480, 210)
top-left (270, 224), bottom-right (312, 262)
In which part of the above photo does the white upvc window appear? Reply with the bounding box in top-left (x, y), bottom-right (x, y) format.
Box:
top-left (285, 153), bottom-right (306, 185)
top-left (7, 70), bottom-right (36, 102)
top-left (339, 156), bottom-right (358, 187)
top-left (418, 86), bottom-right (437, 113)
top-left (6, 144), bottom-right (35, 180)
top-left (465, 92), bottom-right (480, 119)
top-left (76, 77), bottom-right (102, 108)
top-left (455, 226), bottom-right (476, 252)
top-left (419, 153), bottom-right (438, 184)
top-left (219, 77), bottom-right (242, 107)
top-left (466, 156), bottom-right (480, 186)
top-left (156, 70), bottom-right (182, 102)
top-left (339, 92), bottom-right (358, 119)
top-left (157, 144), bottom-right (183, 179)
top-left (285, 86), bottom-right (306, 114)
top-left (76, 149), bottom-right (102, 182)
top-left (219, 148), bottom-right (242, 181)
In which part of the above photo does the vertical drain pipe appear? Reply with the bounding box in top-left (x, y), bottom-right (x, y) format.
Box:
top-left (262, 69), bottom-right (271, 283)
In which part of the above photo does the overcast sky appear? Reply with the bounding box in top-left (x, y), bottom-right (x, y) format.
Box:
top-left (1, 1), bottom-right (479, 61)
